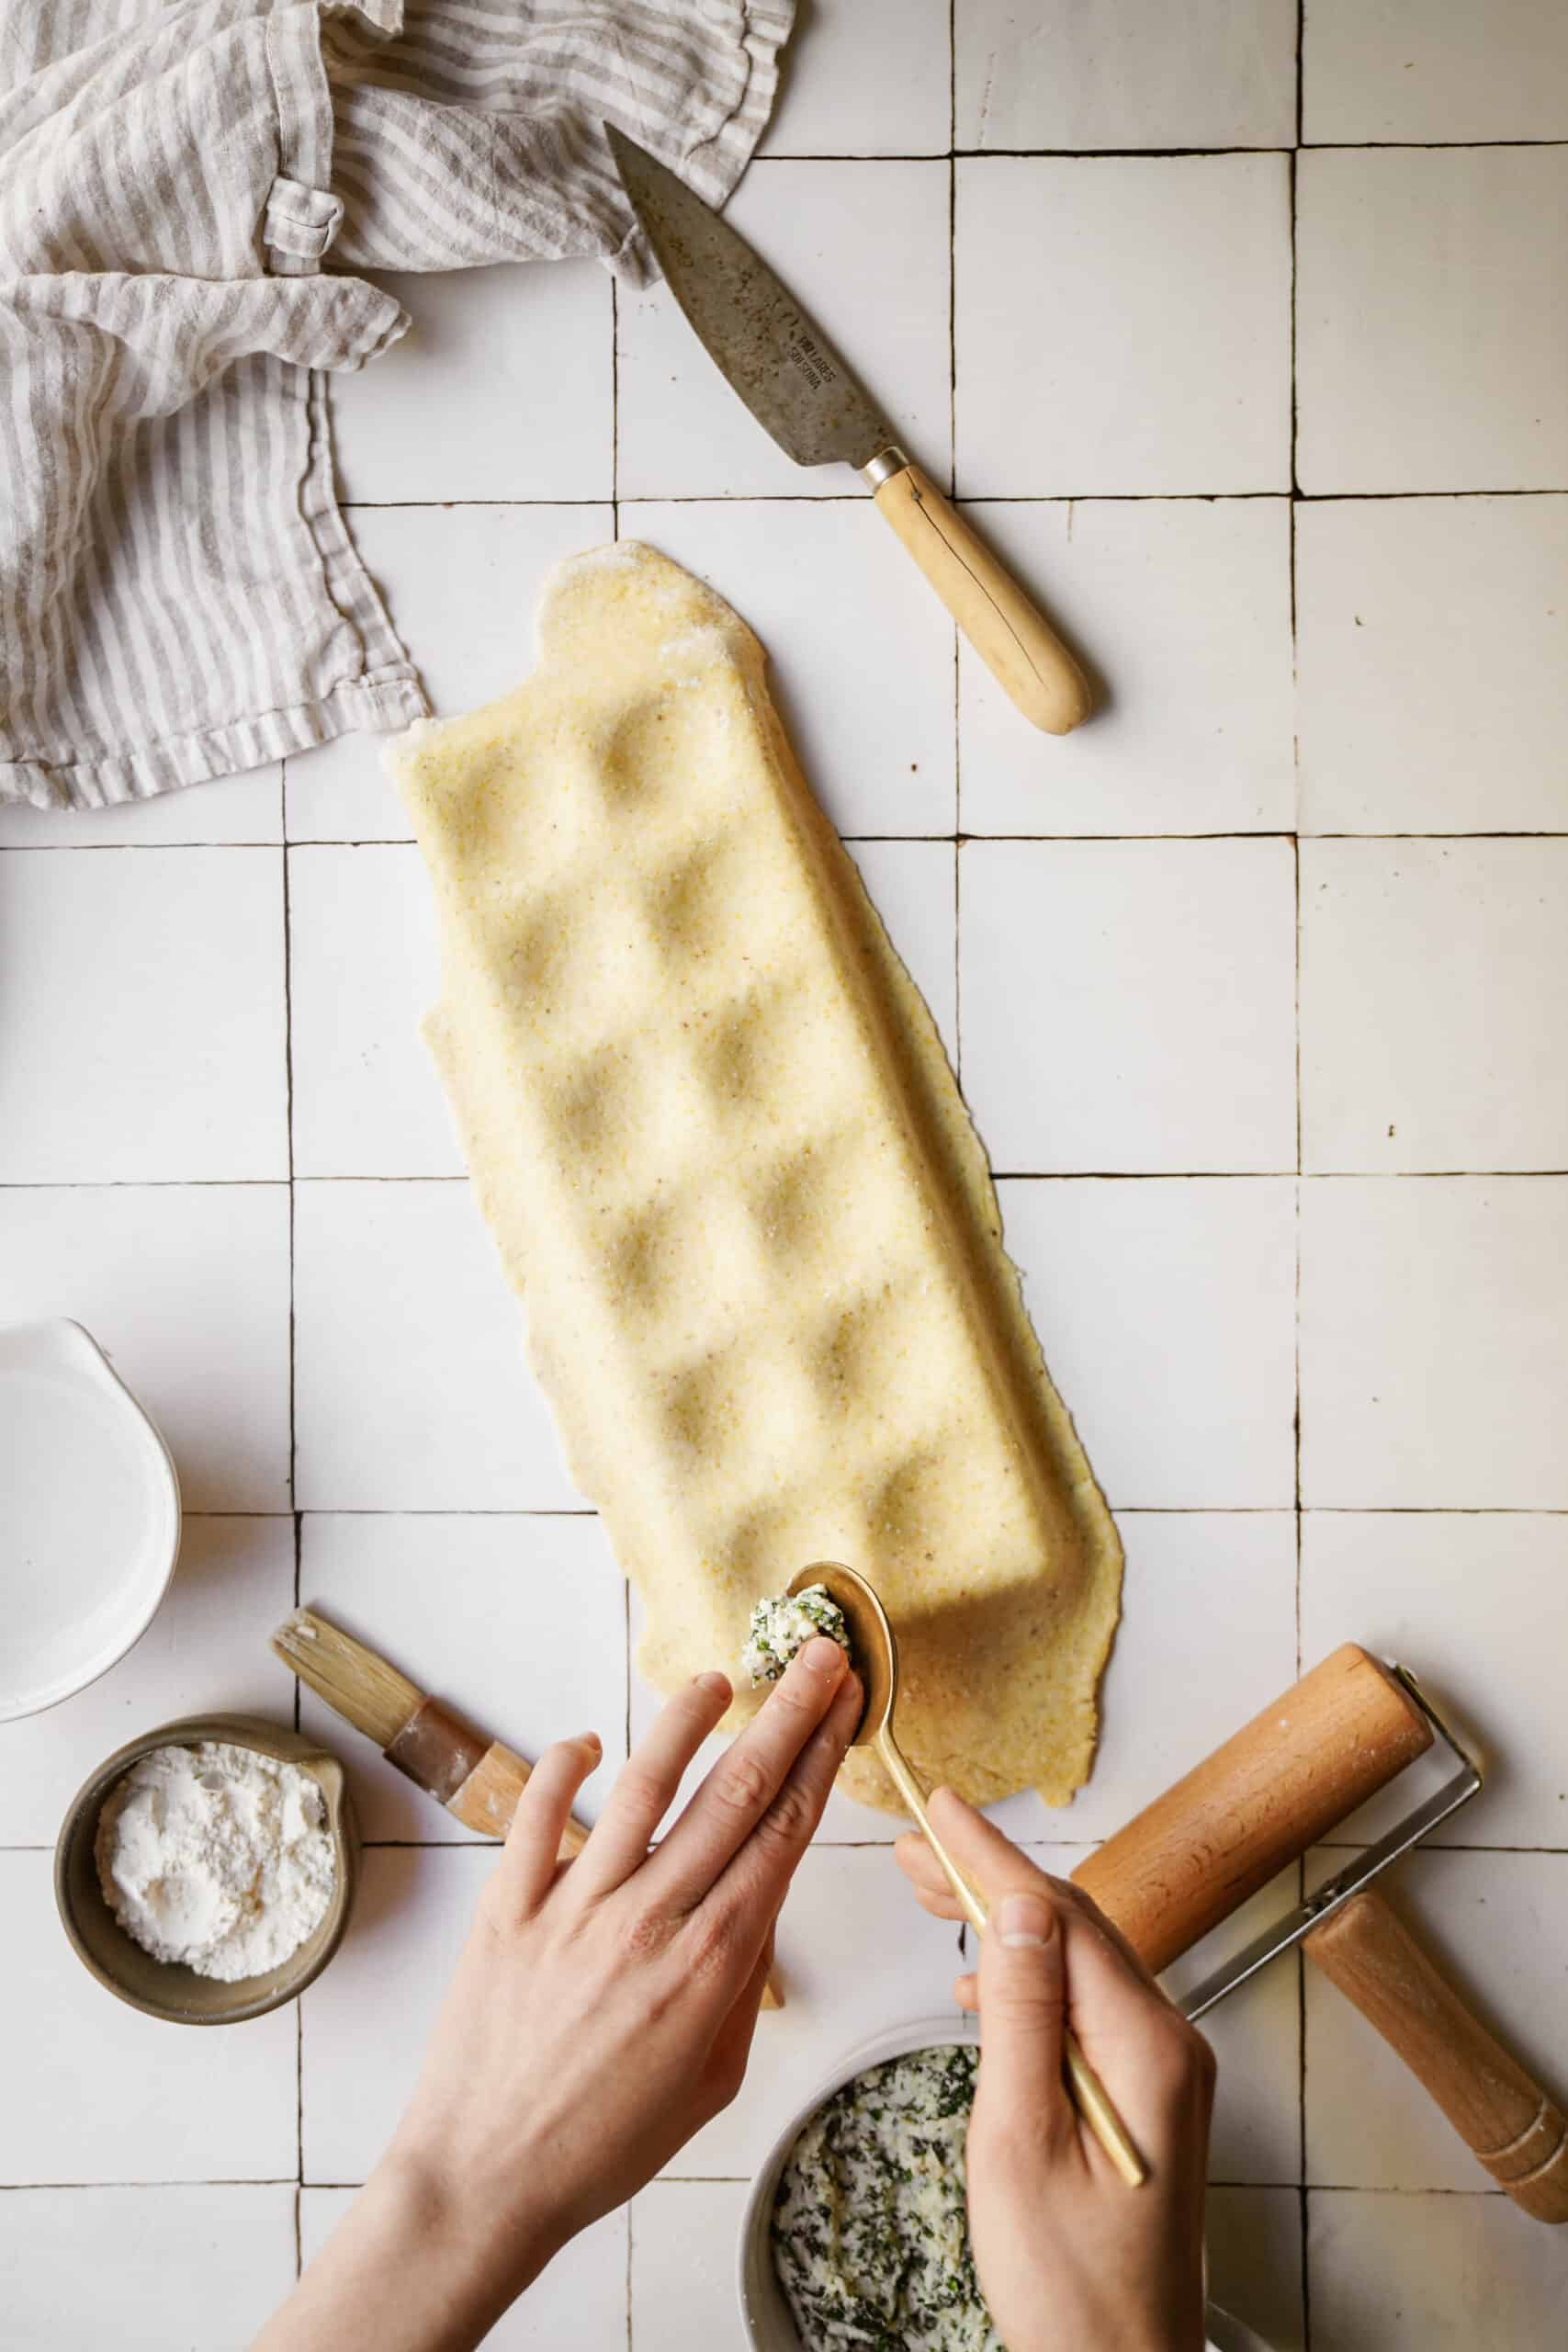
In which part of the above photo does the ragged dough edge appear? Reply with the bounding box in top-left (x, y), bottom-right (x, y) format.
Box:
top-left (388, 543), bottom-right (1122, 1815)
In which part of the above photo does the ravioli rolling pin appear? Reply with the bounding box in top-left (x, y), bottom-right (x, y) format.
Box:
top-left (271, 1607), bottom-right (784, 2011)
top-left (1068, 1644), bottom-right (1567, 2221)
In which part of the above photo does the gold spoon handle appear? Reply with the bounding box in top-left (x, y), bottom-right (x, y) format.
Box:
top-left (877, 1734), bottom-right (1147, 2189)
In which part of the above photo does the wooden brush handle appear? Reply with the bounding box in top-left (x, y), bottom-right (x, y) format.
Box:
top-left (446, 1739), bottom-right (587, 1851)
top-left (1072, 1645), bottom-right (1432, 1973)
top-left (1307, 1891), bottom-right (1568, 2223)
top-left (874, 461), bottom-right (1091, 735)
top-left (446, 1738), bottom-right (783, 2010)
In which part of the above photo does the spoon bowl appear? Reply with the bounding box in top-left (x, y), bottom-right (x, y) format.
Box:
top-left (784, 1560), bottom-right (895, 1747)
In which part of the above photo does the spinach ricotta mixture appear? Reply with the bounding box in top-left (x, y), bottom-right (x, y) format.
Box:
top-left (772, 2044), bottom-right (1003, 2351)
top-left (743, 1584), bottom-right (852, 1687)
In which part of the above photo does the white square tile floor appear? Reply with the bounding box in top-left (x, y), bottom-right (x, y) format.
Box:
top-left (1302, 0), bottom-right (1568, 145)
top-left (1299, 1177), bottom-right (1568, 1509)
top-left (0, 2187), bottom-right (297, 2350)
top-left (0, 848), bottom-right (287, 1183)
top-left (997, 1179), bottom-right (1299, 1509)
top-left (1300, 838), bottom-right (1568, 1174)
top-left (287, 842), bottom-right (457, 1179)
top-left (292, 1179), bottom-right (584, 1511)
top-left (761, 0), bottom-right (952, 157)
top-left (6, 3), bottom-right (1568, 2343)
top-left (1296, 146), bottom-right (1568, 494)
top-left (957, 498), bottom-right (1297, 838)
top-left (956, 0), bottom-right (1298, 152)
top-left (1295, 496), bottom-right (1568, 835)
top-left (1307, 2183), bottom-right (1568, 2350)
top-left (959, 838), bottom-right (1298, 1174)
top-left (328, 260), bottom-right (613, 506)
top-left (955, 155), bottom-right (1293, 495)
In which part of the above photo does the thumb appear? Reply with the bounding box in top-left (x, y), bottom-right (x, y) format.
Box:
top-left (975, 1890), bottom-right (1069, 2130)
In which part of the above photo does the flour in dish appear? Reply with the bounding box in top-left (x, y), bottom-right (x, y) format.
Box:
top-left (95, 1741), bottom-right (334, 1982)
top-left (772, 2044), bottom-right (1002, 2351)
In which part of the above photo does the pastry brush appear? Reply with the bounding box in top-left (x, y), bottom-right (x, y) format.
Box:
top-left (271, 1607), bottom-right (784, 2008)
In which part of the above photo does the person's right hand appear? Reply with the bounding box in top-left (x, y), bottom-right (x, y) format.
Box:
top-left (896, 1791), bottom-right (1215, 2352)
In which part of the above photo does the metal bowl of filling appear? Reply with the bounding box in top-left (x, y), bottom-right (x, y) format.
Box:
top-left (738, 2012), bottom-right (1275, 2352)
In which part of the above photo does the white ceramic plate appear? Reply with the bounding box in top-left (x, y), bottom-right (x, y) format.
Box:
top-left (738, 2010), bottom-right (1274, 2352)
top-left (0, 1319), bottom-right (181, 1720)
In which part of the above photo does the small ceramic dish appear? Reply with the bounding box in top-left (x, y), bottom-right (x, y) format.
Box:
top-left (738, 2011), bottom-right (1273, 2352)
top-left (55, 1713), bottom-right (358, 2026)
top-left (0, 1318), bottom-right (181, 1721)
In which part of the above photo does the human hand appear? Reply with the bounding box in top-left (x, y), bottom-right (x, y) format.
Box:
top-left (896, 1792), bottom-right (1214, 2352)
top-left (257, 1636), bottom-right (860, 2352)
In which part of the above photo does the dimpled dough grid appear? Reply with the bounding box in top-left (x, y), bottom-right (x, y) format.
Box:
top-left (390, 544), bottom-right (1122, 1813)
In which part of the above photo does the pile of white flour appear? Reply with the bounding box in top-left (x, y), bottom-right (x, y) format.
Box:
top-left (95, 1741), bottom-right (335, 1983)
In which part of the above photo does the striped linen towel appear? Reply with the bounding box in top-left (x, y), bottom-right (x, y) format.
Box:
top-left (0, 1), bottom-right (791, 810)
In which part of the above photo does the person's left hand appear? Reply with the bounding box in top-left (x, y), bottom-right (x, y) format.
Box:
top-left (256, 1636), bottom-right (860, 2352)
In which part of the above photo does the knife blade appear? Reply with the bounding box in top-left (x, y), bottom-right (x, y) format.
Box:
top-left (606, 124), bottom-right (1091, 737)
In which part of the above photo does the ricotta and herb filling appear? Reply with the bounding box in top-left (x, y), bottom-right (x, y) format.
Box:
top-left (743, 1585), bottom-right (852, 1687)
top-left (772, 2044), bottom-right (1003, 2351)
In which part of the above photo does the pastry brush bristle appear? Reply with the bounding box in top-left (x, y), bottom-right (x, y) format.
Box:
top-left (271, 1607), bottom-right (422, 1748)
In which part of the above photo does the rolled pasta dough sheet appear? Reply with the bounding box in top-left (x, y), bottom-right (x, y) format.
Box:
top-left (390, 543), bottom-right (1122, 1811)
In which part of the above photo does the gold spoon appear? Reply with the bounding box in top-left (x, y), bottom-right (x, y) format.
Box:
top-left (787, 1560), bottom-right (1146, 2188)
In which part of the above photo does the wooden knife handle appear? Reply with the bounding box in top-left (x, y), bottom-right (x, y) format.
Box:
top-left (1071, 1645), bottom-right (1432, 1973)
top-left (873, 460), bottom-right (1091, 735)
top-left (445, 1739), bottom-right (783, 2009)
top-left (1307, 1890), bottom-right (1568, 2224)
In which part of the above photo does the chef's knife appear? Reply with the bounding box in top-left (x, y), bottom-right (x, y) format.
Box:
top-left (606, 125), bottom-right (1090, 737)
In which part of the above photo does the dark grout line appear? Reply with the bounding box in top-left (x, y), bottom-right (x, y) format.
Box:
top-left (4, 1833), bottom-right (1562, 1857)
top-left (102, 1503), bottom-right (1568, 1522)
top-left (328, 486), bottom-right (1568, 510)
top-left (11, 821), bottom-right (1568, 853)
top-left (749, 141), bottom-right (1568, 159)
top-left (610, 277), bottom-right (620, 539)
top-left (280, 827), bottom-right (305, 2197)
top-left (8, 1168), bottom-right (1568, 1193)
top-left (994, 1168), bottom-right (1568, 1180)
top-left (0, 2179), bottom-right (302, 2192)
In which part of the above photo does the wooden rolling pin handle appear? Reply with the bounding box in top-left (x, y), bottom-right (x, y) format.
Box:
top-left (1072, 1645), bottom-right (1433, 1974)
top-left (445, 1738), bottom-right (784, 2010)
top-left (1306, 1891), bottom-right (1568, 2224)
top-left (871, 458), bottom-right (1091, 735)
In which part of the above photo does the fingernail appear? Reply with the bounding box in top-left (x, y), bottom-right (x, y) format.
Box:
top-left (578, 1731), bottom-right (603, 1756)
top-left (800, 1637), bottom-right (846, 1675)
top-left (695, 1670), bottom-right (731, 1697)
top-left (998, 1894), bottom-right (1055, 1950)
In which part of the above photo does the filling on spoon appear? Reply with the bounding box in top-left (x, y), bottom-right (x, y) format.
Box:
top-left (743, 1585), bottom-right (853, 1687)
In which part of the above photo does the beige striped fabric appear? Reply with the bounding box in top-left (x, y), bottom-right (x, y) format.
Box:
top-left (0, 0), bottom-right (791, 809)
